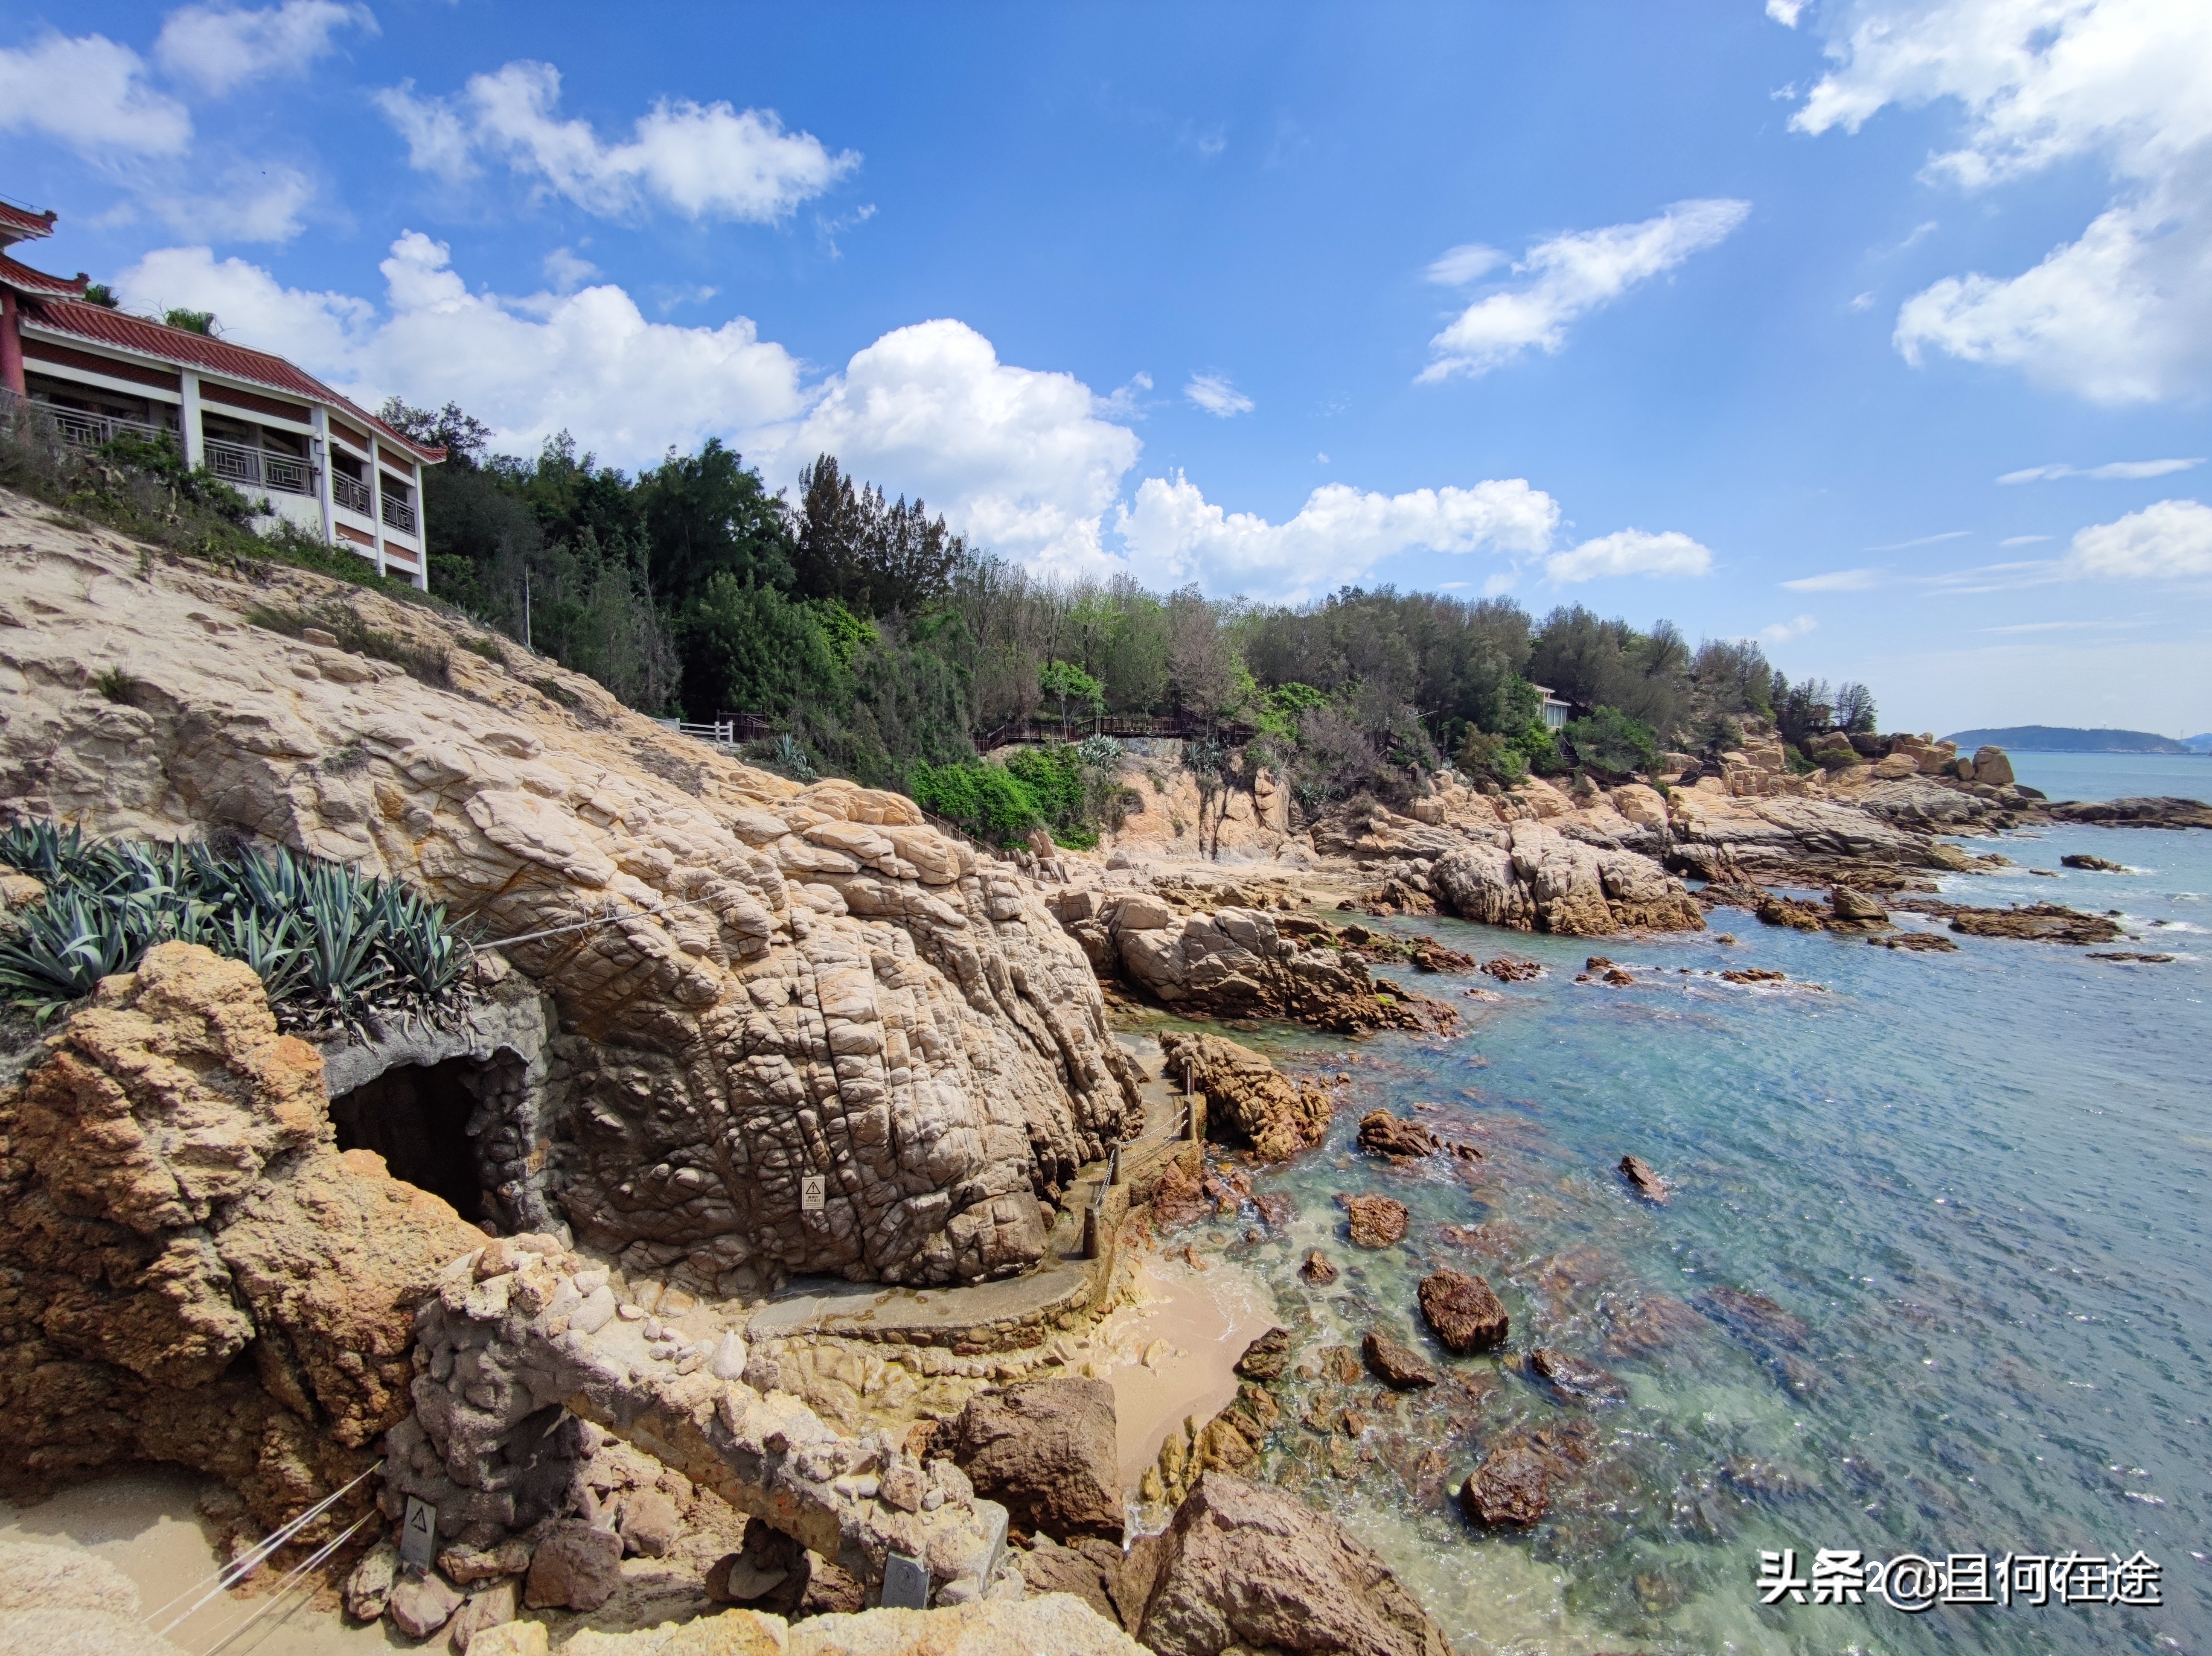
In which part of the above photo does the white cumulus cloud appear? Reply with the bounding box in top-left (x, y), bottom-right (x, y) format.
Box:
top-left (1184, 372), bottom-right (1254, 417)
top-left (1760, 613), bottom-right (1819, 643)
top-left (2064, 498), bottom-right (2212, 577)
top-left (1119, 474), bottom-right (1560, 600)
top-left (1418, 199), bottom-right (1750, 382)
top-left (768, 319), bottom-right (1142, 571)
top-left (375, 61), bottom-right (858, 222)
top-left (1544, 527), bottom-right (1714, 583)
top-left (114, 235), bottom-right (808, 463)
top-left (155, 0), bottom-right (375, 96)
top-left (0, 32), bottom-right (191, 156)
top-left (1786, 0), bottom-right (2212, 402)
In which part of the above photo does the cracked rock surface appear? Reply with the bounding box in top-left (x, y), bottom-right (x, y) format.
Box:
top-left (0, 499), bottom-right (1137, 1287)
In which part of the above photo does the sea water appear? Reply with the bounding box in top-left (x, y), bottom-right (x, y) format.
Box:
top-left (1174, 804), bottom-right (2209, 1653)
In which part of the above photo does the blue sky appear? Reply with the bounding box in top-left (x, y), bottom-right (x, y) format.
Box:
top-left (6, 0), bottom-right (2210, 735)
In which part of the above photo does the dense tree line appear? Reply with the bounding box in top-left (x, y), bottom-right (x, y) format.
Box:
top-left (384, 402), bottom-right (1877, 834)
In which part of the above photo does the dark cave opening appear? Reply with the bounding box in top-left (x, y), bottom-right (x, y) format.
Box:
top-left (329, 1056), bottom-right (492, 1225)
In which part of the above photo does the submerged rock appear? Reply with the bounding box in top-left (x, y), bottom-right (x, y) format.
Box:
top-left (1158, 1032), bottom-right (1334, 1161)
top-left (1345, 1194), bottom-right (1410, 1248)
top-left (1300, 1249), bottom-right (1340, 1284)
top-left (2060, 854), bottom-right (2126, 872)
top-left (1358, 1110), bottom-right (1440, 1160)
top-left (1362, 1332), bottom-right (1441, 1389)
top-left (1528, 1347), bottom-right (1626, 1400)
top-left (1418, 1270), bottom-right (1510, 1353)
top-left (1619, 1155), bottom-right (1670, 1203)
top-left (1945, 904), bottom-right (2125, 944)
top-left (1233, 1327), bottom-right (1292, 1382)
top-left (1459, 1438), bottom-right (1549, 1528)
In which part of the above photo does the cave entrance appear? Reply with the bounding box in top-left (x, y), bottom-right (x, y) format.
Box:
top-left (329, 1056), bottom-right (491, 1225)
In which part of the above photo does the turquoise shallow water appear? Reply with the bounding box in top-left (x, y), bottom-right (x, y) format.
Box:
top-left (1177, 813), bottom-right (2210, 1654)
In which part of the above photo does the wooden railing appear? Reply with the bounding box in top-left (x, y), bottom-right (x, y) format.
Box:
top-left (975, 713), bottom-right (1256, 750)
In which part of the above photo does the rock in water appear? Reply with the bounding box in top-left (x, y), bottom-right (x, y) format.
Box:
top-left (1619, 1155), bottom-right (1670, 1203)
top-left (1529, 1347), bottom-right (1625, 1400)
top-left (1357, 1110), bottom-right (1439, 1159)
top-left (1233, 1327), bottom-right (1292, 1382)
top-left (1361, 1332), bottom-right (1440, 1389)
top-left (1418, 1270), bottom-right (1509, 1353)
top-left (1460, 1438), bottom-right (1549, 1527)
top-left (1158, 1032), bottom-right (1334, 1161)
top-left (1132, 1473), bottom-right (1452, 1656)
top-left (1432, 822), bottom-right (1704, 936)
top-left (1345, 1195), bottom-right (1410, 1248)
top-left (523, 1523), bottom-right (623, 1612)
top-left (954, 1377), bottom-right (1123, 1542)
top-left (1828, 886), bottom-right (1889, 927)
top-left (1111, 906), bottom-right (1452, 1032)
top-left (2061, 853), bottom-right (2125, 872)
top-left (1300, 1250), bottom-right (1339, 1284)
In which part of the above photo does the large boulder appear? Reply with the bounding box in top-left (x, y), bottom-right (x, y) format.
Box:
top-left (1418, 1270), bottom-right (1508, 1353)
top-left (1158, 1032), bottom-right (1332, 1162)
top-left (1109, 904), bottom-right (1448, 1031)
top-left (1127, 1473), bottom-right (1452, 1656)
top-left (1432, 822), bottom-right (1702, 936)
top-left (0, 945), bottom-right (482, 1530)
top-left (0, 499), bottom-right (1141, 1291)
top-left (953, 1378), bottom-right (1123, 1542)
top-left (1970, 746), bottom-right (2016, 787)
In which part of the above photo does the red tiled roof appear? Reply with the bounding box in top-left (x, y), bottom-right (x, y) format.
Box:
top-left (0, 254), bottom-right (87, 298)
top-left (16, 289), bottom-right (445, 464)
top-left (0, 201), bottom-right (57, 243)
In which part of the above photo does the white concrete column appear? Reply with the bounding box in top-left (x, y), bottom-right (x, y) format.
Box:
top-left (411, 458), bottom-right (429, 590)
top-left (310, 406), bottom-right (335, 546)
top-left (179, 371), bottom-right (204, 468)
top-left (367, 437), bottom-right (390, 577)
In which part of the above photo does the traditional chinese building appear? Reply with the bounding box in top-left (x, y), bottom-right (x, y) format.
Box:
top-left (0, 201), bottom-right (442, 589)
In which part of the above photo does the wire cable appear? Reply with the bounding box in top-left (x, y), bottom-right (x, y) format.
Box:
top-left (146, 1466), bottom-right (375, 1635)
top-left (190, 1513), bottom-right (372, 1656)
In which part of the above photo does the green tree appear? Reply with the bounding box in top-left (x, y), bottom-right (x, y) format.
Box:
top-left (1039, 659), bottom-right (1105, 729)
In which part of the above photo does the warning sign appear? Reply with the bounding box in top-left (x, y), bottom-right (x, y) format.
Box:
top-left (800, 1174), bottom-right (827, 1213)
top-left (400, 1496), bottom-right (437, 1568)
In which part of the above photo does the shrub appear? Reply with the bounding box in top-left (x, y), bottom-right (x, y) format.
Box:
top-left (908, 759), bottom-right (1045, 844)
top-left (93, 665), bottom-right (139, 704)
top-left (1563, 705), bottom-right (1657, 776)
top-left (1813, 746), bottom-right (1862, 771)
top-left (0, 820), bottom-right (472, 1037)
top-left (1455, 727), bottom-right (1527, 788)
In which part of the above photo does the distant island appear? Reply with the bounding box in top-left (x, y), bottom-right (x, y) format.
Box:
top-left (1944, 725), bottom-right (2199, 754)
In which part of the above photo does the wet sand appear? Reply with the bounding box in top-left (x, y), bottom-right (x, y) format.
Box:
top-left (1097, 1253), bottom-right (1278, 1489)
top-left (0, 1471), bottom-right (394, 1654)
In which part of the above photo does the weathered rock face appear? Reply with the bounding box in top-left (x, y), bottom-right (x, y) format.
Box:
top-left (1156, 1032), bottom-right (1332, 1162)
top-left (388, 1237), bottom-right (1013, 1606)
top-left (0, 944), bottom-right (484, 1528)
top-left (1100, 901), bottom-right (1448, 1031)
top-left (1345, 1195), bottom-right (1409, 1248)
top-left (1128, 1473), bottom-right (1452, 1656)
top-left (952, 1378), bottom-right (1123, 1542)
top-left (1417, 1271), bottom-right (1508, 1354)
top-left (1432, 822), bottom-right (1703, 937)
top-left (0, 501), bottom-right (1138, 1288)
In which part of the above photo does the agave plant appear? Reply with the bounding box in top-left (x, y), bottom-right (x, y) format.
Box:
top-left (0, 819), bottom-right (105, 886)
top-left (0, 887), bottom-right (145, 1019)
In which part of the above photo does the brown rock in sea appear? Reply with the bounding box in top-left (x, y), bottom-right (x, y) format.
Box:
top-left (1828, 886), bottom-right (1889, 928)
top-left (1300, 1249), bottom-right (1339, 1284)
top-left (1481, 956), bottom-right (1544, 982)
top-left (1362, 1332), bottom-right (1441, 1389)
top-left (954, 1376), bottom-right (1124, 1542)
top-left (1459, 1437), bottom-right (1549, 1527)
top-left (1345, 1194), bottom-right (1410, 1248)
top-left (1233, 1327), bottom-right (1292, 1382)
top-left (1529, 1346), bottom-right (1626, 1400)
top-left (1159, 1031), bottom-right (1335, 1162)
top-left (1358, 1110), bottom-right (1440, 1160)
top-left (1128, 1473), bottom-right (1452, 1656)
top-left (1619, 1155), bottom-right (1670, 1203)
top-left (2061, 854), bottom-right (2125, 872)
top-left (1418, 1270), bottom-right (1509, 1353)
top-left (1111, 905), bottom-right (1455, 1033)
top-left (1946, 903), bottom-right (2124, 944)
top-left (1868, 931), bottom-right (1959, 952)
top-left (1432, 821), bottom-right (1705, 936)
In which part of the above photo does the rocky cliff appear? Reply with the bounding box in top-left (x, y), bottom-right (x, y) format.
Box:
top-left (0, 942), bottom-right (484, 1525)
top-left (0, 493), bottom-right (1137, 1290)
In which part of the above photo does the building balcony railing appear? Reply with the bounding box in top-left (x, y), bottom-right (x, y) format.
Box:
top-left (29, 399), bottom-right (178, 452)
top-left (380, 494), bottom-right (417, 534)
top-left (332, 472), bottom-right (373, 515)
top-left (205, 437), bottom-right (315, 496)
